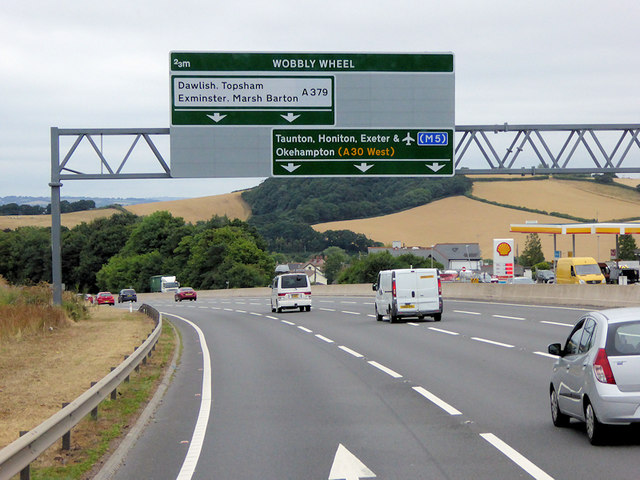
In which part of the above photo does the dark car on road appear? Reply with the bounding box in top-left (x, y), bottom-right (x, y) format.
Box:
top-left (536, 269), bottom-right (555, 283)
top-left (118, 289), bottom-right (137, 303)
top-left (175, 287), bottom-right (197, 302)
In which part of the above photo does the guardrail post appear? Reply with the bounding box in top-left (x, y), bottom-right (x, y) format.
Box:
top-left (61, 403), bottom-right (71, 450)
top-left (110, 368), bottom-right (117, 400)
top-left (90, 383), bottom-right (98, 420)
top-left (19, 431), bottom-right (30, 480)
top-left (124, 356), bottom-right (130, 382)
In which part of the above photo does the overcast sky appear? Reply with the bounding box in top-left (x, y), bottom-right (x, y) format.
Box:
top-left (1, 0), bottom-right (638, 200)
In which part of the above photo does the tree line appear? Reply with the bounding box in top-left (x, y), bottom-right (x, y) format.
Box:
top-left (0, 199), bottom-right (96, 215)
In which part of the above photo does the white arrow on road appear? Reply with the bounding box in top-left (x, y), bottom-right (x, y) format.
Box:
top-left (355, 163), bottom-right (374, 173)
top-left (281, 112), bottom-right (301, 123)
top-left (206, 113), bottom-right (227, 123)
top-left (426, 162), bottom-right (445, 172)
top-left (281, 163), bottom-right (301, 172)
top-left (328, 444), bottom-right (376, 480)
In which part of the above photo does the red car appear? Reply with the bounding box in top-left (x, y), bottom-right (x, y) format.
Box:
top-left (175, 287), bottom-right (197, 302)
top-left (96, 292), bottom-right (115, 305)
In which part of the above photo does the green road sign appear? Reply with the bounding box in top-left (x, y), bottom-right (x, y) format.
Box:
top-left (171, 75), bottom-right (335, 126)
top-left (272, 128), bottom-right (454, 177)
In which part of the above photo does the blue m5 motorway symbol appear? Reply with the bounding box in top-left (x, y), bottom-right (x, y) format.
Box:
top-left (418, 132), bottom-right (448, 146)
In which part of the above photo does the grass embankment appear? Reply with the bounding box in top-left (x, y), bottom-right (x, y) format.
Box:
top-left (0, 278), bottom-right (177, 480)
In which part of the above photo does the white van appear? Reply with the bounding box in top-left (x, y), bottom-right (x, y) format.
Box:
top-left (270, 273), bottom-right (312, 313)
top-left (373, 268), bottom-right (442, 323)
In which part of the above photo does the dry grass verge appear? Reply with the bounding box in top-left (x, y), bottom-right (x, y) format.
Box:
top-left (0, 306), bottom-right (176, 479)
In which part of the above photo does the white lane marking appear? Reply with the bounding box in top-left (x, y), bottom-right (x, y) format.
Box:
top-left (412, 386), bottom-right (462, 416)
top-left (492, 314), bottom-right (525, 321)
top-left (471, 337), bottom-right (514, 349)
top-left (236, 309), bottom-right (247, 313)
top-left (454, 310), bottom-right (482, 315)
top-left (297, 326), bottom-right (313, 333)
top-left (224, 308), bottom-right (233, 312)
top-left (480, 433), bottom-right (555, 480)
top-left (534, 351), bottom-right (559, 359)
top-left (541, 321), bottom-right (573, 327)
top-left (281, 320), bottom-right (295, 326)
top-left (342, 311), bottom-right (361, 315)
top-left (266, 315), bottom-right (278, 320)
top-left (367, 314), bottom-right (376, 318)
top-left (428, 327), bottom-right (459, 336)
top-left (341, 301), bottom-right (357, 304)
top-left (320, 308), bottom-right (336, 312)
top-left (407, 322), bottom-right (420, 326)
top-left (164, 314), bottom-right (212, 480)
top-left (339, 346), bottom-right (364, 358)
top-left (198, 306), bottom-right (208, 309)
top-left (368, 361), bottom-right (402, 378)
top-left (249, 312), bottom-right (262, 317)
top-left (315, 334), bottom-right (334, 343)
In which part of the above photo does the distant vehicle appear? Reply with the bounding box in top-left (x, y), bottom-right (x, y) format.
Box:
top-left (506, 277), bottom-right (535, 284)
top-left (96, 292), bottom-right (115, 305)
top-left (118, 289), bottom-right (137, 303)
top-left (373, 268), bottom-right (442, 323)
top-left (175, 287), bottom-right (197, 302)
top-left (439, 270), bottom-right (458, 282)
top-left (150, 275), bottom-right (180, 293)
top-left (271, 273), bottom-right (312, 313)
top-left (535, 269), bottom-right (555, 283)
top-left (556, 257), bottom-right (605, 285)
top-left (548, 307), bottom-right (640, 444)
top-left (84, 294), bottom-right (94, 304)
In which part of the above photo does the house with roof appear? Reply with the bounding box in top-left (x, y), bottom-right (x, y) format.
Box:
top-left (367, 242), bottom-right (482, 271)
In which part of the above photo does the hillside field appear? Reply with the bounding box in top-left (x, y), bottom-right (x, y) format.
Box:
top-left (2, 178), bottom-right (639, 263)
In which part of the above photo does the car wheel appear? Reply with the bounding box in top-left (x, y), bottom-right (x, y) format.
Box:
top-left (550, 387), bottom-right (570, 427)
top-left (271, 302), bottom-right (276, 313)
top-left (305, 306), bottom-right (311, 312)
top-left (375, 305), bottom-right (383, 321)
top-left (433, 313), bottom-right (442, 322)
top-left (585, 401), bottom-right (606, 445)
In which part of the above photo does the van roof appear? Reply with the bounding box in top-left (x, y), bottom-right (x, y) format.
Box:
top-left (558, 257), bottom-right (597, 264)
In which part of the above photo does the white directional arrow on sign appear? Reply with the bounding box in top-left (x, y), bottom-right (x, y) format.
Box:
top-left (281, 113), bottom-right (301, 123)
top-left (328, 444), bottom-right (376, 480)
top-left (427, 162), bottom-right (445, 172)
top-left (207, 113), bottom-right (227, 123)
top-left (355, 163), bottom-right (374, 173)
top-left (281, 163), bottom-right (301, 172)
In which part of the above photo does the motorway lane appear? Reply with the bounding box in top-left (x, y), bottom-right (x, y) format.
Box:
top-left (110, 296), bottom-right (640, 479)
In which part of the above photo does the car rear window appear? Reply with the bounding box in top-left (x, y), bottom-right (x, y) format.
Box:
top-left (607, 321), bottom-right (640, 356)
top-left (281, 275), bottom-right (308, 289)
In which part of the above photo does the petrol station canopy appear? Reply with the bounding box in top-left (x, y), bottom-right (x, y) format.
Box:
top-left (510, 222), bottom-right (640, 235)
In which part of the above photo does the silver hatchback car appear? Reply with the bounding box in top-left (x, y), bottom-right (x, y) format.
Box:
top-left (548, 307), bottom-right (640, 444)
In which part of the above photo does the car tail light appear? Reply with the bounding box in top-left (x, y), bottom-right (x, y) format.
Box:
top-left (593, 348), bottom-right (616, 384)
top-left (438, 277), bottom-right (442, 296)
top-left (392, 278), bottom-right (396, 298)
top-left (303, 291), bottom-right (311, 296)
top-left (278, 293), bottom-right (286, 297)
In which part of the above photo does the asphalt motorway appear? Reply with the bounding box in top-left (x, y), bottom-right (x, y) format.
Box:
top-left (109, 296), bottom-right (640, 480)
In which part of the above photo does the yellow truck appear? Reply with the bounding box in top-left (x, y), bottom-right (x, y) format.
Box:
top-left (556, 257), bottom-right (606, 284)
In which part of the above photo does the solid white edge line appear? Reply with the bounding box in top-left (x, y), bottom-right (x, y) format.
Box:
top-left (339, 346), bottom-right (364, 358)
top-left (368, 361), bottom-right (403, 378)
top-left (315, 334), bottom-right (334, 343)
top-left (164, 313), bottom-right (212, 480)
top-left (428, 327), bottom-right (460, 336)
top-left (480, 433), bottom-right (555, 480)
top-left (412, 386), bottom-right (462, 415)
top-left (471, 337), bottom-right (514, 348)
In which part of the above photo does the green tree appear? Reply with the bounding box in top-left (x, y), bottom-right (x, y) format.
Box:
top-left (323, 247), bottom-right (348, 284)
top-left (618, 234), bottom-right (638, 260)
top-left (519, 233), bottom-right (545, 267)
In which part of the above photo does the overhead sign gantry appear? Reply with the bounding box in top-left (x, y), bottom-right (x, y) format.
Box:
top-left (169, 52), bottom-right (455, 178)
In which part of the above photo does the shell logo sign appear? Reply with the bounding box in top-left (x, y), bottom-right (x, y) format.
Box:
top-left (496, 242), bottom-right (512, 256)
top-left (493, 238), bottom-right (514, 280)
